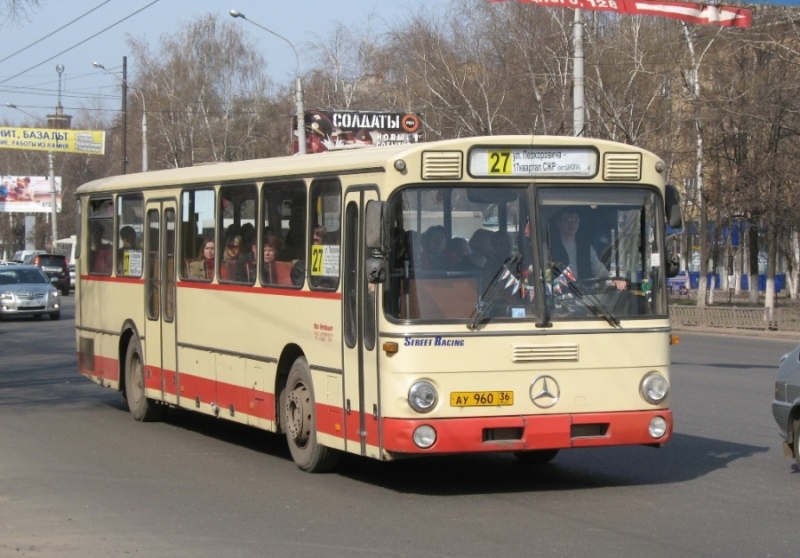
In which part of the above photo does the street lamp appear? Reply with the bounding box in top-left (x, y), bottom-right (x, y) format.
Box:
top-left (229, 9), bottom-right (306, 155)
top-left (5, 102), bottom-right (58, 250)
top-left (92, 57), bottom-right (150, 174)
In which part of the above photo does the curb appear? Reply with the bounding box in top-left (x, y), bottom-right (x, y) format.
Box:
top-left (670, 325), bottom-right (800, 341)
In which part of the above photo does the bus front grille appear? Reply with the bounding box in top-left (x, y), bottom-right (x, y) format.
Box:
top-left (603, 153), bottom-right (642, 181)
top-left (512, 343), bottom-right (578, 363)
top-left (422, 151), bottom-right (463, 180)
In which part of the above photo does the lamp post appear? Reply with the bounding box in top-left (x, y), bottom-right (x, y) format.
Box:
top-left (5, 102), bottom-right (58, 250)
top-left (94, 60), bottom-right (149, 172)
top-left (229, 9), bottom-right (306, 155)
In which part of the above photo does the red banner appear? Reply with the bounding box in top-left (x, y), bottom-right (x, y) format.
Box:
top-left (490, 0), bottom-right (752, 28)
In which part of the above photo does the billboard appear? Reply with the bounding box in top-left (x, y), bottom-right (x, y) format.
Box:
top-left (0, 175), bottom-right (62, 213)
top-left (0, 127), bottom-right (106, 155)
top-left (293, 110), bottom-right (424, 154)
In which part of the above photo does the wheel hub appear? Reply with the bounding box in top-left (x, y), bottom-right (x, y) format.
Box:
top-left (286, 385), bottom-right (311, 446)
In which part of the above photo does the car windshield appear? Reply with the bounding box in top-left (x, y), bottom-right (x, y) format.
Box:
top-left (0, 269), bottom-right (48, 285)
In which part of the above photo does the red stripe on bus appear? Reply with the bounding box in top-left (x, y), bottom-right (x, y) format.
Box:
top-left (381, 410), bottom-right (673, 454)
top-left (79, 275), bottom-right (144, 284)
top-left (78, 353), bottom-right (120, 382)
top-left (177, 280), bottom-right (341, 299)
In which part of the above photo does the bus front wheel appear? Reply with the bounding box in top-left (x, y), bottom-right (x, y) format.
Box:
top-left (283, 357), bottom-right (339, 473)
top-left (124, 337), bottom-right (163, 422)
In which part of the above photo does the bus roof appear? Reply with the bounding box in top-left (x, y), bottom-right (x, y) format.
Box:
top-left (76, 135), bottom-right (663, 195)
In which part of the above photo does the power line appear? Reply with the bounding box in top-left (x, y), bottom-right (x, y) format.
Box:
top-left (0, 0), bottom-right (162, 87)
top-left (0, 0), bottom-right (112, 65)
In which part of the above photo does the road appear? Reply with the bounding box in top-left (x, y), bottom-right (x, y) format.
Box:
top-left (0, 296), bottom-right (797, 558)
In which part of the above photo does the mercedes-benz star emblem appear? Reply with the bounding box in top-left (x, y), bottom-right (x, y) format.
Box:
top-left (529, 375), bottom-right (560, 408)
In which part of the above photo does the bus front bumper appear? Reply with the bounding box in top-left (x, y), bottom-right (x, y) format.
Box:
top-left (382, 409), bottom-right (672, 455)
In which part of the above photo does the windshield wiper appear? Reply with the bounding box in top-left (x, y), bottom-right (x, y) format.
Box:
top-left (551, 263), bottom-right (621, 328)
top-left (468, 254), bottom-right (522, 329)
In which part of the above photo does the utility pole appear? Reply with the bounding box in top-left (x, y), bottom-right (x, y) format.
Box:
top-left (121, 56), bottom-right (128, 174)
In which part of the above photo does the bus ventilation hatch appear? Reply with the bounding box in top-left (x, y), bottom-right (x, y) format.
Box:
top-left (603, 153), bottom-right (642, 181)
top-left (511, 344), bottom-right (578, 363)
top-left (422, 151), bottom-right (463, 180)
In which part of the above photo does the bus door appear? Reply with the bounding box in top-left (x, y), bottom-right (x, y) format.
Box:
top-left (342, 188), bottom-right (380, 457)
top-left (144, 200), bottom-right (179, 406)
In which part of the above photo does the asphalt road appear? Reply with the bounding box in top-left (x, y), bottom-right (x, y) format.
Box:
top-left (0, 296), bottom-right (797, 558)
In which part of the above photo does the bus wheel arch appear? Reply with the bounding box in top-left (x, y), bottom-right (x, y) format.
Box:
top-left (281, 353), bottom-right (340, 473)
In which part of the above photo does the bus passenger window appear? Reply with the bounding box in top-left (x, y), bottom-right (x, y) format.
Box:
top-left (218, 184), bottom-right (257, 285)
top-left (88, 198), bottom-right (113, 275)
top-left (181, 188), bottom-right (215, 282)
top-left (309, 179), bottom-right (341, 290)
top-left (116, 194), bottom-right (143, 276)
top-left (261, 181), bottom-right (305, 288)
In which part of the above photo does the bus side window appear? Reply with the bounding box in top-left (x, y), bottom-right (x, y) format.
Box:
top-left (218, 184), bottom-right (257, 285)
top-left (261, 180), bottom-right (306, 288)
top-left (116, 194), bottom-right (143, 276)
top-left (181, 188), bottom-right (216, 282)
top-left (87, 198), bottom-right (113, 275)
top-left (309, 179), bottom-right (341, 291)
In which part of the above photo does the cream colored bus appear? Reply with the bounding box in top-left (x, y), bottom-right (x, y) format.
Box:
top-left (75, 135), bottom-right (682, 472)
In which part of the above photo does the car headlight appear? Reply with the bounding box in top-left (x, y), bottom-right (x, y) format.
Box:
top-left (408, 380), bottom-right (438, 413)
top-left (640, 373), bottom-right (669, 404)
top-left (0, 291), bottom-right (13, 302)
top-left (50, 290), bottom-right (59, 297)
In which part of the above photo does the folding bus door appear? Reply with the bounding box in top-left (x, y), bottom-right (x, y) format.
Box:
top-left (143, 200), bottom-right (179, 406)
top-left (341, 187), bottom-right (380, 457)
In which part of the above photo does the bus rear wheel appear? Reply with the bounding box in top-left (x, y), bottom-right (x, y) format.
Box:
top-left (283, 357), bottom-right (339, 473)
top-left (514, 449), bottom-right (559, 464)
top-left (124, 337), bottom-right (163, 422)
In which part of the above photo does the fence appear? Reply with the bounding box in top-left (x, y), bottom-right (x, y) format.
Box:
top-left (669, 305), bottom-right (800, 332)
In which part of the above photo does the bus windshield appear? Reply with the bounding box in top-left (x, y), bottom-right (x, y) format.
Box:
top-left (384, 184), bottom-right (666, 323)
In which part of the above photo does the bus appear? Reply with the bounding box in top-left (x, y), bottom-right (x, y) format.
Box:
top-left (75, 135), bottom-right (682, 472)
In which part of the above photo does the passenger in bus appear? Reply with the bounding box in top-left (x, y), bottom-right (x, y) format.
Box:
top-left (187, 238), bottom-right (215, 280)
top-left (117, 226), bottom-right (139, 274)
top-left (548, 208), bottom-right (626, 290)
top-left (444, 237), bottom-right (471, 270)
top-left (466, 228), bottom-right (494, 269)
top-left (220, 235), bottom-right (242, 280)
top-left (420, 225), bottom-right (448, 270)
top-left (89, 221), bottom-right (112, 274)
top-left (261, 232), bottom-right (284, 284)
top-left (312, 225), bottom-right (326, 245)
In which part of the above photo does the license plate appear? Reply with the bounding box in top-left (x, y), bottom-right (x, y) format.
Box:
top-left (450, 391), bottom-right (514, 407)
top-left (19, 300), bottom-right (39, 307)
top-left (43, 266), bottom-right (61, 272)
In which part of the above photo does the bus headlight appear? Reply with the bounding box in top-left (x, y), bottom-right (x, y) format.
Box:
top-left (412, 425), bottom-right (437, 449)
top-left (408, 380), bottom-right (438, 413)
top-left (640, 373), bottom-right (669, 404)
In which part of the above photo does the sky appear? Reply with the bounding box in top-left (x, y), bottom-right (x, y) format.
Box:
top-left (0, 0), bottom-right (440, 127)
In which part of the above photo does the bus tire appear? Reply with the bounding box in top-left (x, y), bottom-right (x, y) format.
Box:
top-left (514, 449), bottom-right (559, 464)
top-left (283, 357), bottom-right (340, 473)
top-left (124, 337), bottom-right (163, 422)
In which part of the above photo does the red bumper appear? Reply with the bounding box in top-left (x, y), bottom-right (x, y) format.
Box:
top-left (382, 410), bottom-right (672, 455)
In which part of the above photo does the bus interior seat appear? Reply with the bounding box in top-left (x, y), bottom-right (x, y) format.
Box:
top-left (400, 277), bottom-right (478, 320)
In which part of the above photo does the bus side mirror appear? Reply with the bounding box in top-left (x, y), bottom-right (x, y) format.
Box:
top-left (665, 184), bottom-right (683, 230)
top-left (365, 200), bottom-right (385, 250)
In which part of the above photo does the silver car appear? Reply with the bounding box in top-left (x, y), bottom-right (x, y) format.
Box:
top-left (0, 265), bottom-right (61, 320)
top-left (773, 344), bottom-right (800, 468)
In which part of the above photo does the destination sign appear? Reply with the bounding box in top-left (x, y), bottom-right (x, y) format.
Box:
top-left (469, 147), bottom-right (597, 178)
